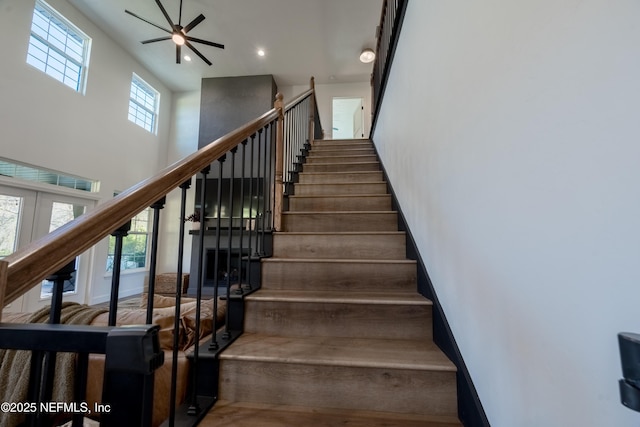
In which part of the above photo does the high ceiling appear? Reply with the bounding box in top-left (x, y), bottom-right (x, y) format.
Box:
top-left (69, 0), bottom-right (382, 92)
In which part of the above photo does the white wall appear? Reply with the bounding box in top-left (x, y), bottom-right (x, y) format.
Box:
top-left (156, 91), bottom-right (201, 275)
top-left (373, 1), bottom-right (640, 426)
top-left (0, 0), bottom-right (173, 303)
top-left (282, 81), bottom-right (372, 140)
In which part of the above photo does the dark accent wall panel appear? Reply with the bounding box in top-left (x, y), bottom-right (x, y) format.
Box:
top-left (198, 75), bottom-right (277, 148)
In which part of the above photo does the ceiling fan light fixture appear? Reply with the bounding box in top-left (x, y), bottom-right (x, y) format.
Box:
top-left (125, 1), bottom-right (223, 66)
top-left (172, 32), bottom-right (186, 45)
top-left (359, 48), bottom-right (375, 63)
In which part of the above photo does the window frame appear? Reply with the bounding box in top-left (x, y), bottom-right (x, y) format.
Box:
top-left (26, 0), bottom-right (92, 93)
top-left (128, 74), bottom-right (160, 134)
top-left (106, 207), bottom-right (153, 274)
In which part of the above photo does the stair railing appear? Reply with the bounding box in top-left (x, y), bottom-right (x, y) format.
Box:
top-left (0, 79), bottom-right (321, 426)
top-left (371, 0), bottom-right (409, 134)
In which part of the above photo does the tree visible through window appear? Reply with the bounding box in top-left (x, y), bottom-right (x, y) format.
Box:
top-left (26, 0), bottom-right (91, 93)
top-left (106, 208), bottom-right (152, 272)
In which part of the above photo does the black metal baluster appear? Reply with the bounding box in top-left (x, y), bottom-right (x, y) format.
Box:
top-left (270, 120), bottom-right (278, 231)
top-left (26, 350), bottom-right (45, 427)
top-left (223, 147), bottom-right (236, 340)
top-left (188, 165), bottom-right (210, 416)
top-left (109, 220), bottom-right (131, 326)
top-left (146, 197), bottom-right (166, 324)
top-left (293, 105), bottom-right (298, 182)
top-left (260, 124), bottom-right (269, 254)
top-left (296, 103), bottom-right (301, 164)
top-left (285, 110), bottom-right (291, 188)
top-left (264, 123), bottom-right (273, 233)
top-left (246, 134), bottom-right (255, 290)
top-left (238, 139), bottom-right (248, 294)
top-left (254, 129), bottom-right (263, 257)
top-left (169, 178), bottom-right (191, 427)
top-left (39, 260), bottom-right (76, 427)
top-left (209, 155), bottom-right (225, 351)
top-left (72, 353), bottom-right (89, 427)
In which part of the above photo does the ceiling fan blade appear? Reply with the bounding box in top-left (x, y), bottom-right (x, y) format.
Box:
top-left (176, 44), bottom-right (181, 64)
top-left (183, 14), bottom-right (205, 33)
top-left (125, 10), bottom-right (171, 34)
top-left (186, 36), bottom-right (224, 50)
top-left (141, 36), bottom-right (172, 44)
top-left (155, 0), bottom-right (176, 29)
top-left (185, 40), bottom-right (212, 66)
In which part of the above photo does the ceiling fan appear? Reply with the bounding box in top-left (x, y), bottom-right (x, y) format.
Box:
top-left (125, 0), bottom-right (224, 65)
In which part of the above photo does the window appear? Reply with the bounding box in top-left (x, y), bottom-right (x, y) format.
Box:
top-left (128, 74), bottom-right (160, 134)
top-left (106, 207), bottom-right (152, 272)
top-left (26, 0), bottom-right (91, 93)
top-left (0, 157), bottom-right (99, 193)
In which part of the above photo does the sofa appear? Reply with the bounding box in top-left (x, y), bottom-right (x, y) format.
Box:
top-left (1, 294), bottom-right (225, 427)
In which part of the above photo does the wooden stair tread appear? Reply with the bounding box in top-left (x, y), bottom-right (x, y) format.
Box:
top-left (245, 289), bottom-right (431, 306)
top-left (306, 155), bottom-right (378, 160)
top-left (299, 171), bottom-right (382, 175)
top-left (304, 161), bottom-right (380, 165)
top-left (262, 257), bottom-right (416, 265)
top-left (289, 193), bottom-right (389, 198)
top-left (294, 181), bottom-right (386, 186)
top-left (274, 230), bottom-right (404, 235)
top-left (202, 400), bottom-right (462, 427)
top-left (282, 210), bottom-right (398, 216)
top-left (220, 333), bottom-right (455, 372)
top-left (207, 137), bottom-right (460, 424)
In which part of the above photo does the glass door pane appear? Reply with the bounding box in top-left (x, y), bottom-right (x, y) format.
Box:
top-left (40, 200), bottom-right (86, 298)
top-left (0, 195), bottom-right (22, 259)
top-left (0, 185), bottom-right (37, 313)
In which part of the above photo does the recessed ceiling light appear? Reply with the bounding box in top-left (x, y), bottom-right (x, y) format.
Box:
top-left (359, 48), bottom-right (375, 63)
top-left (184, 55), bottom-right (192, 62)
top-left (257, 49), bottom-right (265, 57)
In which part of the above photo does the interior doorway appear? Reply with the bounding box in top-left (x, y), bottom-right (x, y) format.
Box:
top-left (332, 97), bottom-right (364, 139)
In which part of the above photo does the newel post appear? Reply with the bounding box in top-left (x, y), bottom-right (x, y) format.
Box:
top-left (309, 76), bottom-right (316, 146)
top-left (273, 93), bottom-right (285, 231)
top-left (0, 260), bottom-right (7, 321)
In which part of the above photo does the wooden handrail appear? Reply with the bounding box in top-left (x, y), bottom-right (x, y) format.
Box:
top-left (1, 86), bottom-right (319, 307)
top-left (1, 107), bottom-right (279, 305)
top-left (284, 88), bottom-right (313, 112)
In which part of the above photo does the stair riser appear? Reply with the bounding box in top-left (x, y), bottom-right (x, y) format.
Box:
top-left (273, 233), bottom-right (406, 259)
top-left (294, 182), bottom-right (388, 196)
top-left (298, 171), bottom-right (384, 184)
top-left (308, 149), bottom-right (375, 157)
top-left (303, 163), bottom-right (380, 173)
top-left (313, 141), bottom-right (373, 148)
top-left (289, 195), bottom-right (391, 211)
top-left (219, 361), bottom-right (456, 416)
top-left (261, 260), bottom-right (417, 292)
top-left (282, 212), bottom-right (398, 232)
top-left (243, 299), bottom-right (432, 340)
top-left (305, 155), bottom-right (378, 164)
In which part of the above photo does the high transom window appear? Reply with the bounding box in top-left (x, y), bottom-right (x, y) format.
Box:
top-left (128, 74), bottom-right (160, 134)
top-left (26, 0), bottom-right (91, 93)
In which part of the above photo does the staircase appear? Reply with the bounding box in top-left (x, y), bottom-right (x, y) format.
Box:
top-left (201, 139), bottom-right (461, 426)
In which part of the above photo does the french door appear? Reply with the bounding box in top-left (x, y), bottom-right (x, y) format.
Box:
top-left (0, 184), bottom-right (94, 313)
